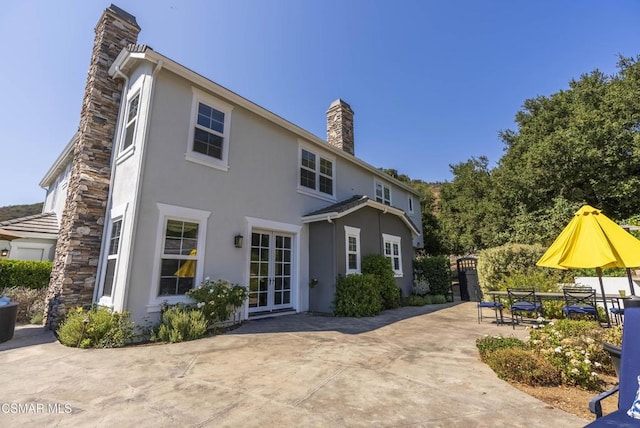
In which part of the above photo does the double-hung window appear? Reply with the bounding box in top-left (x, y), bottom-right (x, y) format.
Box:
top-left (375, 181), bottom-right (391, 206)
top-left (159, 220), bottom-right (200, 296)
top-left (121, 93), bottom-right (139, 152)
top-left (382, 233), bottom-right (403, 277)
top-left (187, 88), bottom-right (233, 171)
top-left (102, 219), bottom-right (123, 297)
top-left (299, 146), bottom-right (335, 199)
top-left (344, 226), bottom-right (361, 274)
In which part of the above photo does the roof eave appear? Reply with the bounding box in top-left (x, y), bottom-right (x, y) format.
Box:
top-left (39, 134), bottom-right (76, 188)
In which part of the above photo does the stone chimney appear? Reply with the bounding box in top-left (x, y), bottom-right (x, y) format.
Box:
top-left (44, 5), bottom-right (140, 329)
top-left (326, 99), bottom-right (354, 155)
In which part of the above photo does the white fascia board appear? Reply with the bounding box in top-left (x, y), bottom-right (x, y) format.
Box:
top-left (39, 134), bottom-right (76, 188)
top-left (109, 48), bottom-right (420, 197)
top-left (301, 212), bottom-right (339, 224)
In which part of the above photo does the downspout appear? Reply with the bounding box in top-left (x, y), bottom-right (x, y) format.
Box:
top-left (93, 65), bottom-right (129, 304)
top-left (121, 59), bottom-right (163, 310)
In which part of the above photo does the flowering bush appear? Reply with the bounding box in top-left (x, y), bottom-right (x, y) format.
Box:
top-left (528, 319), bottom-right (612, 390)
top-left (186, 278), bottom-right (248, 325)
top-left (412, 280), bottom-right (430, 296)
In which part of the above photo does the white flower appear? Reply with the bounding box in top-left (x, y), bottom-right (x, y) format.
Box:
top-left (591, 372), bottom-right (598, 377)
top-left (584, 359), bottom-right (591, 365)
top-left (554, 346), bottom-right (562, 353)
top-left (205, 276), bottom-right (211, 281)
top-left (571, 368), bottom-right (579, 374)
top-left (548, 321), bottom-right (555, 326)
top-left (595, 362), bottom-right (602, 368)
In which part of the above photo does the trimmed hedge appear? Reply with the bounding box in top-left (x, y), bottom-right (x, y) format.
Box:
top-left (414, 255), bottom-right (451, 295)
top-left (362, 254), bottom-right (400, 309)
top-left (333, 274), bottom-right (383, 317)
top-left (0, 259), bottom-right (52, 289)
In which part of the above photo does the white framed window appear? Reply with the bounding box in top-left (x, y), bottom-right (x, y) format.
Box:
top-left (382, 233), bottom-right (403, 277)
top-left (149, 203), bottom-right (210, 309)
top-left (121, 92), bottom-right (140, 152)
top-left (186, 88), bottom-right (233, 171)
top-left (298, 143), bottom-right (336, 201)
top-left (102, 218), bottom-right (123, 297)
top-left (344, 226), bottom-right (361, 274)
top-left (408, 196), bottom-right (414, 214)
top-left (375, 181), bottom-right (391, 206)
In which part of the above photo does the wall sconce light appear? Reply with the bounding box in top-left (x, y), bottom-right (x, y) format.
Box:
top-left (234, 234), bottom-right (244, 248)
top-left (1, 248), bottom-right (8, 257)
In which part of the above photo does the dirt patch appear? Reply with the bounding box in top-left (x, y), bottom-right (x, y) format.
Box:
top-left (511, 375), bottom-right (618, 421)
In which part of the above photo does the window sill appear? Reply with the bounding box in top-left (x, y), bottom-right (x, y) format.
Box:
top-left (297, 187), bottom-right (336, 203)
top-left (393, 272), bottom-right (404, 278)
top-left (116, 146), bottom-right (135, 165)
top-left (185, 152), bottom-right (229, 171)
top-left (147, 295), bottom-right (194, 313)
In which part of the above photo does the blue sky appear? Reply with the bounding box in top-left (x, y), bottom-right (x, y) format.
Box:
top-left (0, 1), bottom-right (638, 207)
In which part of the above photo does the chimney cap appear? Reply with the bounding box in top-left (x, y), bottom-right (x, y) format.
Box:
top-left (107, 4), bottom-right (140, 29)
top-left (328, 98), bottom-right (353, 112)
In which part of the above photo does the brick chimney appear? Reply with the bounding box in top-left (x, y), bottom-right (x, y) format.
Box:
top-left (44, 5), bottom-right (140, 329)
top-left (326, 99), bottom-right (354, 155)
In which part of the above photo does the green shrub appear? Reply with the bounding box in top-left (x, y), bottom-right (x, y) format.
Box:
top-left (414, 255), bottom-right (451, 295)
top-left (498, 270), bottom-right (566, 293)
top-left (423, 294), bottom-right (434, 304)
top-left (29, 311), bottom-right (43, 325)
top-left (484, 348), bottom-right (562, 386)
top-left (57, 306), bottom-right (134, 348)
top-left (362, 254), bottom-right (400, 309)
top-left (529, 319), bottom-right (612, 390)
top-left (476, 335), bottom-right (527, 361)
top-left (0, 260), bottom-right (52, 289)
top-left (186, 279), bottom-right (248, 325)
top-left (152, 305), bottom-right (208, 343)
top-left (404, 295), bottom-right (427, 306)
top-left (477, 243), bottom-right (548, 292)
top-left (430, 294), bottom-right (447, 304)
top-left (333, 274), bottom-right (383, 317)
top-left (0, 286), bottom-right (47, 323)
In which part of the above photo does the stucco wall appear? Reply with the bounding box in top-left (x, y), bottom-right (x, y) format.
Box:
top-left (108, 63), bottom-right (421, 325)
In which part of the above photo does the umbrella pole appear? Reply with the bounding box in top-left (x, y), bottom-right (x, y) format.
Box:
top-left (626, 268), bottom-right (636, 296)
top-left (596, 267), bottom-right (611, 328)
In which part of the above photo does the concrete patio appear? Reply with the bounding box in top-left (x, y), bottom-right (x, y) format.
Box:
top-left (0, 302), bottom-right (588, 427)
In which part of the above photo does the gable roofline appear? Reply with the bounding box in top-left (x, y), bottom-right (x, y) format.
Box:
top-left (0, 212), bottom-right (59, 237)
top-left (40, 133), bottom-right (76, 189)
top-left (109, 46), bottom-right (420, 197)
top-left (302, 195), bottom-right (420, 237)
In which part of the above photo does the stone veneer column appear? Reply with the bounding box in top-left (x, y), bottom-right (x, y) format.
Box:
top-left (44, 5), bottom-right (140, 329)
top-left (326, 99), bottom-right (355, 155)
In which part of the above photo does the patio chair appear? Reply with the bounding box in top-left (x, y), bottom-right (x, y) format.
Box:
top-left (610, 298), bottom-right (625, 326)
top-left (472, 285), bottom-right (503, 324)
top-left (586, 307), bottom-right (640, 426)
top-left (507, 288), bottom-right (543, 329)
top-left (562, 287), bottom-right (598, 321)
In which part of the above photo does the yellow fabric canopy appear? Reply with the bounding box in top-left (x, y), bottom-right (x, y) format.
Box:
top-left (537, 205), bottom-right (640, 269)
top-left (174, 249), bottom-right (197, 278)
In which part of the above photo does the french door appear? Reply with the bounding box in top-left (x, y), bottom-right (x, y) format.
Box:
top-left (248, 230), bottom-right (293, 312)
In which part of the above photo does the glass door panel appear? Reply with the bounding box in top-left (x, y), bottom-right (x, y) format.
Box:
top-left (248, 231), bottom-right (293, 312)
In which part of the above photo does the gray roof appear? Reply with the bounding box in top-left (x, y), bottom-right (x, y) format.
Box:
top-left (0, 212), bottom-right (59, 235)
top-left (304, 195), bottom-right (420, 235)
top-left (305, 195), bottom-right (368, 216)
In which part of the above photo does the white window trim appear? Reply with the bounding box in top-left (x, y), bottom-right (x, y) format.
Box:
top-left (374, 180), bottom-right (392, 206)
top-left (147, 203), bottom-right (211, 312)
top-left (408, 196), bottom-right (414, 214)
top-left (185, 87), bottom-right (234, 172)
top-left (344, 226), bottom-right (361, 274)
top-left (382, 233), bottom-right (403, 277)
top-left (97, 203), bottom-right (128, 307)
top-left (116, 77), bottom-right (145, 163)
top-left (297, 141), bottom-right (336, 202)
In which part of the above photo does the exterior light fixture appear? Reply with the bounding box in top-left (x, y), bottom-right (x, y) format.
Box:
top-left (234, 234), bottom-right (244, 248)
top-left (0, 248), bottom-right (8, 257)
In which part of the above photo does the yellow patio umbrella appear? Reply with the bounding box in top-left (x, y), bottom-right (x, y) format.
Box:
top-left (537, 205), bottom-right (640, 325)
top-left (174, 249), bottom-right (197, 278)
